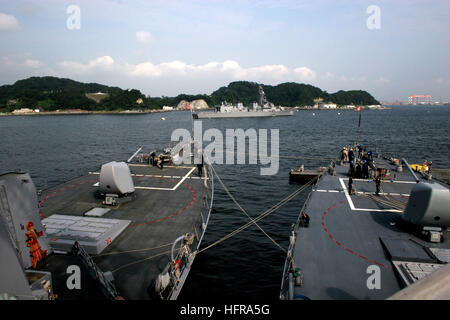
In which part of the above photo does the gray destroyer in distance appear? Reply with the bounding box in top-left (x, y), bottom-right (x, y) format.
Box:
top-left (0, 144), bottom-right (214, 300)
top-left (281, 147), bottom-right (450, 300)
top-left (193, 84), bottom-right (294, 119)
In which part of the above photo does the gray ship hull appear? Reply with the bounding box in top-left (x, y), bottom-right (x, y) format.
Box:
top-left (0, 147), bottom-right (214, 300)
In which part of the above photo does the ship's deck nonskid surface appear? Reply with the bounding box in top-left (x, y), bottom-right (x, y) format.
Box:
top-left (292, 158), bottom-right (449, 300)
top-left (38, 163), bottom-right (209, 299)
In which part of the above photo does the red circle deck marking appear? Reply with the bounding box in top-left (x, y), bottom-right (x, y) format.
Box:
top-left (128, 180), bottom-right (196, 228)
top-left (321, 200), bottom-right (392, 270)
top-left (38, 179), bottom-right (98, 218)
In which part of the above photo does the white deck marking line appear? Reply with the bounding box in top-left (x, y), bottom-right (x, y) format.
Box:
top-left (339, 178), bottom-right (356, 211)
top-left (90, 167), bottom-right (199, 191)
top-left (355, 191), bottom-right (408, 196)
top-left (348, 207), bottom-right (402, 213)
top-left (89, 171), bottom-right (207, 180)
top-left (315, 189), bottom-right (409, 197)
top-left (172, 167), bottom-right (196, 190)
top-left (134, 186), bottom-right (174, 191)
top-left (342, 178), bottom-right (416, 184)
top-left (338, 178), bottom-right (402, 213)
top-left (128, 164), bottom-right (192, 169)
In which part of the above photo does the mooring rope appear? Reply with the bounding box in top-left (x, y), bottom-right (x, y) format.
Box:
top-left (111, 249), bottom-right (173, 273)
top-left (209, 164), bottom-right (287, 253)
top-left (94, 242), bottom-right (173, 258)
top-left (197, 176), bottom-right (318, 254)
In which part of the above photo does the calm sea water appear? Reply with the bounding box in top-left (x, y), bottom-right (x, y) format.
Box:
top-left (1, 105), bottom-right (449, 300)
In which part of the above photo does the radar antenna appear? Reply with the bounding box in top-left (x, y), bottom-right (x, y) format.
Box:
top-left (258, 84), bottom-right (267, 108)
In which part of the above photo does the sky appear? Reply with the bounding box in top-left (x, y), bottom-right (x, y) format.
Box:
top-left (0, 0), bottom-right (449, 102)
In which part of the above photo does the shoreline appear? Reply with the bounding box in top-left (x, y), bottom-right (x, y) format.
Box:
top-left (0, 109), bottom-right (175, 117)
top-left (292, 106), bottom-right (392, 111)
top-left (0, 106), bottom-right (397, 117)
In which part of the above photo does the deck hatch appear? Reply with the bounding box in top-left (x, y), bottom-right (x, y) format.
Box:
top-left (42, 214), bottom-right (131, 254)
top-left (84, 207), bottom-right (111, 217)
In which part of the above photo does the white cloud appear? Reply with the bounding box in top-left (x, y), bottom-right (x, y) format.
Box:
top-left (136, 31), bottom-right (152, 43)
top-left (293, 67), bottom-right (316, 81)
top-left (58, 56), bottom-right (115, 74)
top-left (375, 77), bottom-right (390, 84)
top-left (324, 72), bottom-right (335, 79)
top-left (248, 64), bottom-right (290, 79)
top-left (0, 12), bottom-right (19, 31)
top-left (131, 62), bottom-right (161, 77)
top-left (0, 55), bottom-right (14, 66)
top-left (24, 59), bottom-right (42, 68)
top-left (14, 55), bottom-right (320, 95)
top-left (128, 59), bottom-right (306, 82)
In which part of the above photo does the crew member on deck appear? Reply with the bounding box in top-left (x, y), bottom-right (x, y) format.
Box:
top-left (375, 174), bottom-right (381, 196)
top-left (362, 160), bottom-right (369, 179)
top-left (25, 222), bottom-right (46, 268)
top-left (348, 148), bottom-right (355, 177)
top-left (300, 212), bottom-right (310, 227)
top-left (348, 148), bottom-right (354, 163)
top-left (197, 155), bottom-right (204, 177)
top-left (158, 154), bottom-right (164, 169)
top-left (348, 177), bottom-right (354, 195)
top-left (340, 147), bottom-right (347, 163)
top-left (349, 161), bottom-right (355, 177)
top-left (150, 152), bottom-right (156, 166)
top-left (356, 161), bottom-right (362, 178)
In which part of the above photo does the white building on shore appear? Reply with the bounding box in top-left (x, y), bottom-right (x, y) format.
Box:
top-left (321, 103), bottom-right (337, 109)
top-left (12, 108), bottom-right (33, 114)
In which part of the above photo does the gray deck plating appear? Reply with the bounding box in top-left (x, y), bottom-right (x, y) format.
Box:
top-left (38, 161), bottom-right (211, 299)
top-left (286, 158), bottom-right (449, 300)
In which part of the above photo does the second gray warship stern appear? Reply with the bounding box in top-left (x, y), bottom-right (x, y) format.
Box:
top-left (280, 153), bottom-right (450, 300)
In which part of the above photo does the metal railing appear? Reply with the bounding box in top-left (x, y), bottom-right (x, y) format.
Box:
top-left (166, 151), bottom-right (214, 300)
top-left (279, 160), bottom-right (334, 300)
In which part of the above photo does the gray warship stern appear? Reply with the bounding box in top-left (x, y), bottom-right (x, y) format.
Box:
top-left (280, 151), bottom-right (450, 300)
top-left (0, 145), bottom-right (214, 300)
